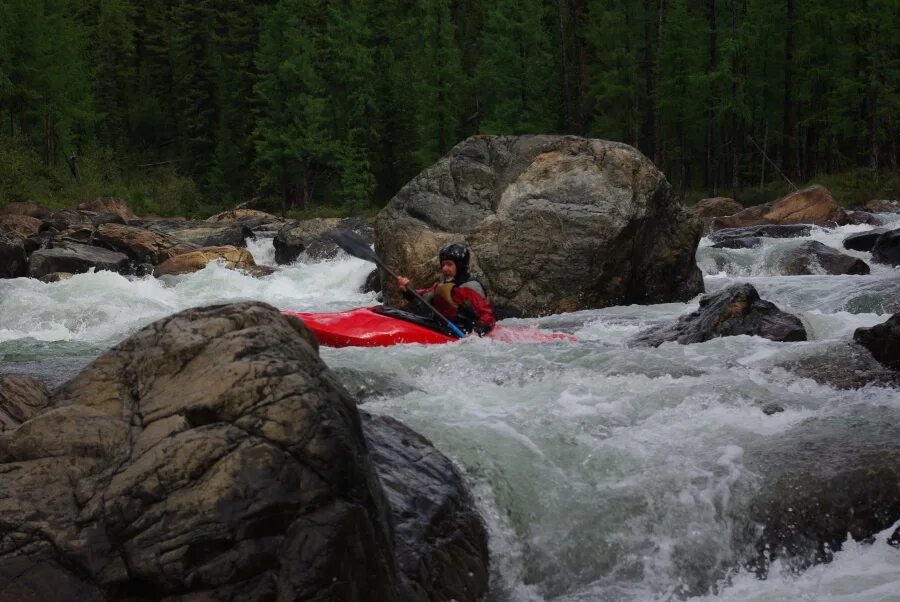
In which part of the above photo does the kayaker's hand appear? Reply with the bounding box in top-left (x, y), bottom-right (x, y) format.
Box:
top-left (397, 276), bottom-right (410, 291)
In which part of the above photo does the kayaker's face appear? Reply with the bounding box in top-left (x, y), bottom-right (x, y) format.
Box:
top-left (441, 259), bottom-right (457, 281)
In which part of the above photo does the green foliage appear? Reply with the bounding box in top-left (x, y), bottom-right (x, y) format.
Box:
top-left (0, 0), bottom-right (897, 216)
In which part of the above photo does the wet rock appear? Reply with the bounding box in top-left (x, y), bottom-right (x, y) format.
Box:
top-left (332, 368), bottom-right (417, 402)
top-left (0, 201), bottom-right (51, 219)
top-left (778, 241), bottom-right (870, 275)
top-left (630, 283), bottom-right (807, 347)
top-left (274, 217), bottom-right (371, 264)
top-left (77, 197), bottom-right (136, 221)
top-left (843, 228), bottom-right (888, 252)
top-left (778, 342), bottom-right (900, 389)
top-left (711, 185), bottom-right (848, 230)
top-left (710, 236), bottom-right (762, 249)
top-left (0, 302), bottom-right (489, 601)
top-left (93, 222), bottom-right (197, 265)
top-left (692, 197), bottom-right (743, 218)
top-left (744, 410), bottom-right (900, 576)
top-left (27, 242), bottom-right (130, 279)
top-left (376, 135), bottom-right (703, 317)
top-left (0, 229), bottom-right (28, 278)
top-left (708, 224), bottom-right (812, 244)
top-left (871, 228), bottom-right (900, 266)
top-left (0, 375), bottom-right (50, 430)
top-left (154, 245), bottom-right (257, 276)
top-left (853, 313), bottom-right (900, 371)
top-left (362, 412), bottom-right (489, 602)
top-left (762, 403), bottom-right (784, 415)
top-left (363, 268), bottom-right (382, 294)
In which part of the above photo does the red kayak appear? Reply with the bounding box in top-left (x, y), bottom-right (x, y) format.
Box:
top-left (282, 306), bottom-right (575, 348)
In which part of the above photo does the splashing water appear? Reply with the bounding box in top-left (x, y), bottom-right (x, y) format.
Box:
top-left (1, 223), bottom-right (898, 600)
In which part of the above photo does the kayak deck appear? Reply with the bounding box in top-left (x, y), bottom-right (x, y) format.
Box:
top-left (282, 306), bottom-right (576, 348)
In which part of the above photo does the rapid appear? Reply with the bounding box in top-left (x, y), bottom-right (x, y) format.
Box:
top-left (1, 218), bottom-right (899, 601)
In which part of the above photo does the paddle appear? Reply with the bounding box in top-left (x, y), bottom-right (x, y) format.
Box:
top-left (329, 229), bottom-right (467, 339)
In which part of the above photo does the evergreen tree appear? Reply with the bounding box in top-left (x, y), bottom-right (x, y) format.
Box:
top-left (253, 0), bottom-right (332, 215)
top-left (476, 0), bottom-right (557, 134)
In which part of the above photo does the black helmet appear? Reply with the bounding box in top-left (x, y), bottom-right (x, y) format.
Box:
top-left (439, 243), bottom-right (470, 271)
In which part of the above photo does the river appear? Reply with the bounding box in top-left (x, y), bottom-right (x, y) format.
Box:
top-left (1, 216), bottom-right (899, 601)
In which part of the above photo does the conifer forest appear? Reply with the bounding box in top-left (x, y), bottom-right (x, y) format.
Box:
top-left (1, 0), bottom-right (898, 215)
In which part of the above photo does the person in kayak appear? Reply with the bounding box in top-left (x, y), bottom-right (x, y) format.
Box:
top-left (397, 242), bottom-right (496, 336)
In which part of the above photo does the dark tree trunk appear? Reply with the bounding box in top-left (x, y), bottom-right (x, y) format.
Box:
top-left (556, 0), bottom-right (572, 132)
top-left (705, 0), bottom-right (718, 196)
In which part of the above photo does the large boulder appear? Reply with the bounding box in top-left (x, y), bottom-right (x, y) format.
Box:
top-left (778, 241), bottom-right (870, 275)
top-left (865, 199), bottom-right (900, 213)
top-left (0, 201), bottom-right (51, 219)
top-left (630, 283), bottom-right (807, 347)
top-left (375, 135), bottom-right (703, 316)
top-left (43, 208), bottom-right (126, 231)
top-left (93, 223), bottom-right (197, 265)
top-left (0, 375), bottom-right (50, 430)
top-left (744, 411), bottom-right (900, 575)
top-left (0, 214), bottom-right (42, 239)
top-left (153, 245), bottom-right (258, 276)
top-left (853, 313), bottom-right (900, 371)
top-left (0, 302), bottom-right (488, 601)
top-left (77, 197), bottom-right (137, 221)
top-left (0, 229), bottom-right (28, 278)
top-left (712, 185), bottom-right (848, 230)
top-left (27, 242), bottom-right (130, 279)
top-left (871, 228), bottom-right (900, 266)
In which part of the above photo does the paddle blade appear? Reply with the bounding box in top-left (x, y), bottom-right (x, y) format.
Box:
top-left (329, 229), bottom-right (377, 263)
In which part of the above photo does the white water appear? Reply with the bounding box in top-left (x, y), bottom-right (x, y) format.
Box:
top-left (1, 222), bottom-right (899, 601)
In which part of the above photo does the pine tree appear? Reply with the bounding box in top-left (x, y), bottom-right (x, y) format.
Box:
top-left (253, 0), bottom-right (332, 215)
top-left (475, 0), bottom-right (557, 134)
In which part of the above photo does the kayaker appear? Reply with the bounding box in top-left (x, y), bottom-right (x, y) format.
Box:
top-left (397, 242), bottom-right (496, 336)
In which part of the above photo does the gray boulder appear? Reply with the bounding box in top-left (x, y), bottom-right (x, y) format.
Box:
top-left (843, 228), bottom-right (888, 252)
top-left (779, 241), bottom-right (870, 275)
top-left (0, 302), bottom-right (488, 601)
top-left (27, 243), bottom-right (130, 279)
top-left (157, 221), bottom-right (252, 248)
top-left (871, 228), bottom-right (900, 266)
top-left (375, 135), bottom-right (703, 317)
top-left (630, 283), bottom-right (807, 347)
top-left (274, 217), bottom-right (372, 264)
top-left (853, 312), bottom-right (900, 371)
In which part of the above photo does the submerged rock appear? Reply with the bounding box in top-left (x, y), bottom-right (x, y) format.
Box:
top-left (777, 342), bottom-right (900, 389)
top-left (630, 283), bottom-right (807, 347)
top-left (710, 236), bottom-right (762, 249)
top-left (376, 135), bottom-right (703, 317)
top-left (744, 410), bottom-right (900, 576)
top-left (708, 224), bottom-right (812, 244)
top-left (0, 302), bottom-right (489, 601)
top-left (853, 313), bottom-right (900, 371)
top-left (778, 241), bottom-right (870, 275)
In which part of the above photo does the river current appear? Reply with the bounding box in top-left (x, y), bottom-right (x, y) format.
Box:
top-left (1, 217), bottom-right (899, 601)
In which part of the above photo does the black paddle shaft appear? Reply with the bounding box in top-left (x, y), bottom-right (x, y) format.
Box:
top-left (328, 229), bottom-right (466, 338)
